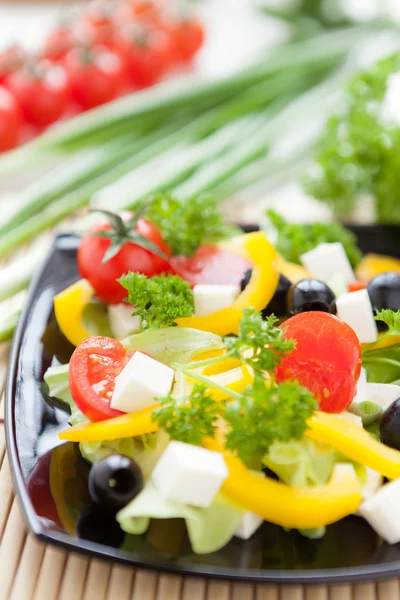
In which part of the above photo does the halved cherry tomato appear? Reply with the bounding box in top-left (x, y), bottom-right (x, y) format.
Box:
top-left (0, 86), bottom-right (21, 152)
top-left (77, 214), bottom-right (172, 304)
top-left (65, 44), bottom-right (126, 110)
top-left (275, 312), bottom-right (361, 413)
top-left (69, 336), bottom-right (134, 422)
top-left (170, 244), bottom-right (251, 287)
top-left (348, 280), bottom-right (367, 292)
top-left (7, 61), bottom-right (70, 127)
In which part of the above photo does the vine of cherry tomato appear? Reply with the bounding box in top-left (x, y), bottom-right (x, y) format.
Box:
top-left (0, 0), bottom-right (205, 152)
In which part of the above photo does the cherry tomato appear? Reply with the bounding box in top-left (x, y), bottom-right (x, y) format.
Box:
top-left (7, 61), bottom-right (70, 127)
top-left (0, 45), bottom-right (25, 84)
top-left (171, 19), bottom-right (205, 63)
top-left (65, 44), bottom-right (126, 110)
top-left (348, 280), bottom-right (367, 292)
top-left (0, 86), bottom-right (21, 152)
top-left (275, 312), bottom-right (362, 413)
top-left (77, 0), bottom-right (118, 46)
top-left (115, 26), bottom-right (169, 88)
top-left (170, 245), bottom-right (252, 287)
top-left (42, 23), bottom-right (76, 62)
top-left (78, 215), bottom-right (173, 304)
top-left (69, 336), bottom-right (135, 421)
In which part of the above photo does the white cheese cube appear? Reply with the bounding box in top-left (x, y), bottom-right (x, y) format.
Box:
top-left (336, 289), bottom-right (378, 343)
top-left (110, 351), bottom-right (174, 413)
top-left (350, 368), bottom-right (368, 410)
top-left (361, 468), bottom-right (383, 501)
top-left (194, 284), bottom-right (240, 317)
top-left (358, 479), bottom-right (400, 544)
top-left (108, 303), bottom-right (141, 340)
top-left (235, 512), bottom-right (263, 540)
top-left (300, 242), bottom-right (356, 285)
top-left (364, 382), bottom-right (400, 412)
top-left (152, 441), bottom-right (228, 508)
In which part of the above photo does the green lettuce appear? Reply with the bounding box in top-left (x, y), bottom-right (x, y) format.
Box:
top-left (43, 363), bottom-right (87, 426)
top-left (122, 327), bottom-right (224, 366)
top-left (117, 480), bottom-right (244, 554)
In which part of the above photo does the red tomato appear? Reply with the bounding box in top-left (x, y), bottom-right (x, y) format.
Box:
top-left (275, 312), bottom-right (362, 413)
top-left (77, 3), bottom-right (118, 46)
top-left (349, 280), bottom-right (367, 292)
top-left (170, 244), bottom-right (251, 287)
top-left (78, 215), bottom-right (173, 304)
top-left (115, 26), bottom-right (169, 88)
top-left (69, 336), bottom-right (135, 421)
top-left (42, 24), bottom-right (76, 62)
top-left (0, 86), bottom-right (21, 152)
top-left (171, 19), bottom-right (205, 63)
top-left (65, 45), bottom-right (126, 110)
top-left (0, 45), bottom-right (25, 84)
top-left (7, 62), bottom-right (70, 127)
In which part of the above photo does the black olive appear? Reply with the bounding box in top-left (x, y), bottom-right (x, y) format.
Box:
top-left (88, 454), bottom-right (144, 511)
top-left (367, 272), bottom-right (400, 331)
top-left (240, 268), bottom-right (252, 291)
top-left (380, 399), bottom-right (400, 450)
top-left (287, 279), bottom-right (336, 315)
top-left (262, 274), bottom-right (292, 318)
top-left (76, 503), bottom-right (125, 547)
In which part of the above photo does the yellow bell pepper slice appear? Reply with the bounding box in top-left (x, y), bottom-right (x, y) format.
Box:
top-left (356, 253), bottom-right (400, 281)
top-left (204, 438), bottom-right (361, 529)
top-left (54, 279), bottom-right (93, 347)
top-left (306, 411), bottom-right (400, 479)
top-left (175, 232), bottom-right (279, 336)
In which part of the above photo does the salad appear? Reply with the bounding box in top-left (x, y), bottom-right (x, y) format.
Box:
top-left (43, 194), bottom-right (400, 554)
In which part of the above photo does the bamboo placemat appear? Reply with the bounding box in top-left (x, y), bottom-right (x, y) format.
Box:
top-left (0, 246), bottom-right (399, 600)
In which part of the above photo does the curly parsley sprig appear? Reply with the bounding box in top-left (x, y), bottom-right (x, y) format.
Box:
top-left (118, 272), bottom-right (194, 329)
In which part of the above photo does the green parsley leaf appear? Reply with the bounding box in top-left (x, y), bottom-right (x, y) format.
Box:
top-left (118, 272), bottom-right (194, 329)
top-left (224, 308), bottom-right (295, 379)
top-left (303, 53), bottom-right (400, 223)
top-left (225, 381), bottom-right (317, 467)
top-left (145, 193), bottom-right (235, 257)
top-left (152, 383), bottom-right (219, 446)
top-left (266, 209), bottom-right (362, 267)
top-left (374, 309), bottom-right (400, 333)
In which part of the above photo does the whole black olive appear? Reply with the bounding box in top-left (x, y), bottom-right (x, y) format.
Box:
top-left (380, 398), bottom-right (400, 450)
top-left (367, 272), bottom-right (400, 331)
top-left (262, 274), bottom-right (292, 318)
top-left (240, 268), bottom-right (252, 291)
top-left (287, 279), bottom-right (336, 315)
top-left (88, 454), bottom-right (144, 511)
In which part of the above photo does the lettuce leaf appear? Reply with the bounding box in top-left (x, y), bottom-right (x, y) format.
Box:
top-left (117, 480), bottom-right (244, 554)
top-left (122, 327), bottom-right (224, 366)
top-left (43, 363), bottom-right (87, 426)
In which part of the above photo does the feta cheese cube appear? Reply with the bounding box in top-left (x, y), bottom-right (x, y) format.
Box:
top-left (350, 367), bottom-right (368, 410)
top-left (364, 382), bottom-right (400, 412)
top-left (110, 351), bottom-right (174, 413)
top-left (358, 479), bottom-right (400, 544)
top-left (235, 512), bottom-right (263, 540)
top-left (194, 284), bottom-right (240, 317)
top-left (152, 441), bottom-right (228, 508)
top-left (300, 242), bottom-right (356, 285)
top-left (108, 303), bottom-right (141, 340)
top-left (336, 289), bottom-right (378, 343)
top-left (361, 467), bottom-right (383, 502)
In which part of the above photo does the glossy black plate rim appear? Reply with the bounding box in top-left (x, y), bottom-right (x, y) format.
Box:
top-left (6, 227), bottom-right (400, 584)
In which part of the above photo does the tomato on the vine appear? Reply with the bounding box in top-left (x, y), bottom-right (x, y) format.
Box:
top-left (275, 312), bottom-right (362, 413)
top-left (78, 212), bottom-right (173, 304)
top-left (65, 44), bottom-right (126, 109)
top-left (69, 336), bottom-right (134, 422)
top-left (42, 23), bottom-right (76, 62)
top-left (0, 45), bottom-right (25, 84)
top-left (7, 61), bottom-right (70, 127)
top-left (171, 19), bottom-right (205, 63)
top-left (0, 86), bottom-right (21, 152)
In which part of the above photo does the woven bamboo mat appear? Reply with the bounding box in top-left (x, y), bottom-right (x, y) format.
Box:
top-left (0, 246), bottom-right (399, 599)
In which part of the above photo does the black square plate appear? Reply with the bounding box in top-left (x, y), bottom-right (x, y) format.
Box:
top-left (6, 226), bottom-right (400, 583)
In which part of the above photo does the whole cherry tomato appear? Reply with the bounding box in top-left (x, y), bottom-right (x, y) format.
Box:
top-left (275, 311), bottom-right (362, 413)
top-left (171, 18), bottom-right (205, 63)
top-left (77, 0), bottom-right (118, 45)
top-left (78, 212), bottom-right (173, 304)
top-left (69, 336), bottom-right (135, 421)
top-left (0, 86), bottom-right (21, 152)
top-left (42, 22), bottom-right (76, 62)
top-left (7, 61), bottom-right (70, 127)
top-left (0, 45), bottom-right (25, 84)
top-left (65, 44), bottom-right (126, 110)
